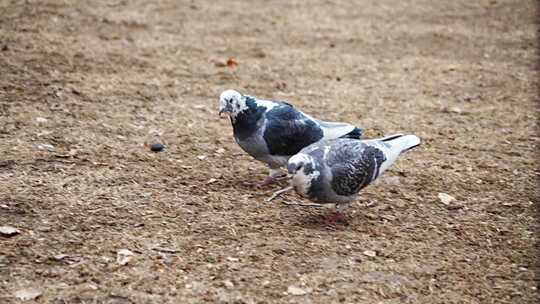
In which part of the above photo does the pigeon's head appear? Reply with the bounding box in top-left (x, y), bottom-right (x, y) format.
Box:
top-left (219, 89), bottom-right (247, 118)
top-left (287, 153), bottom-right (320, 196)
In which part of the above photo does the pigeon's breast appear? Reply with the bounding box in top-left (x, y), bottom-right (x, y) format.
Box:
top-left (235, 131), bottom-right (268, 158)
top-left (306, 165), bottom-right (357, 204)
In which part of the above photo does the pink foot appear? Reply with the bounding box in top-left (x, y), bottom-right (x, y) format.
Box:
top-left (245, 176), bottom-right (274, 186)
top-left (323, 212), bottom-right (346, 223)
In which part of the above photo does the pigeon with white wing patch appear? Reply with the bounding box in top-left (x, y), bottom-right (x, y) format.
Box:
top-left (219, 89), bottom-right (363, 185)
top-left (286, 134), bottom-right (421, 222)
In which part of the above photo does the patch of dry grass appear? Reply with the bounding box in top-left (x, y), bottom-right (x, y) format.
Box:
top-left (0, 0), bottom-right (538, 303)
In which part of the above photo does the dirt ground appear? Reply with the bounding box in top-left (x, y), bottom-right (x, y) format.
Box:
top-left (0, 0), bottom-right (538, 303)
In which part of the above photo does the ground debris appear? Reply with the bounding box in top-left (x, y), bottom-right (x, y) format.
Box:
top-left (116, 249), bottom-right (134, 265)
top-left (14, 288), bottom-right (42, 301)
top-left (287, 285), bottom-right (312, 296)
top-left (363, 250), bottom-right (377, 257)
top-left (0, 226), bottom-right (20, 236)
top-left (438, 193), bottom-right (456, 205)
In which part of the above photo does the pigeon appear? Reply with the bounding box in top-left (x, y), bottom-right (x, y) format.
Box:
top-left (219, 89), bottom-right (363, 185)
top-left (285, 134), bottom-right (421, 222)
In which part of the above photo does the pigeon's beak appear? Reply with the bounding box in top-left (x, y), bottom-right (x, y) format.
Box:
top-left (287, 163), bottom-right (297, 175)
top-left (219, 104), bottom-right (232, 117)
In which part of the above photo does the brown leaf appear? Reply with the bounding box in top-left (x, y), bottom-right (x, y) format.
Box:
top-left (226, 58), bottom-right (238, 66)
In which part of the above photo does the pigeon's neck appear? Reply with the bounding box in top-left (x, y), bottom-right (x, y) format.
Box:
top-left (232, 97), bottom-right (264, 139)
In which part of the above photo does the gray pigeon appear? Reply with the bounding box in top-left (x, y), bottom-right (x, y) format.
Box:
top-left (286, 134), bottom-right (421, 221)
top-left (219, 89), bottom-right (363, 185)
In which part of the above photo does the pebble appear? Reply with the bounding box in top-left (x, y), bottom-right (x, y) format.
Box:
top-left (150, 142), bottom-right (165, 152)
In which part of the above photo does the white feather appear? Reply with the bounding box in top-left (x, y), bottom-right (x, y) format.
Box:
top-left (302, 113), bottom-right (356, 140)
top-left (255, 98), bottom-right (279, 111)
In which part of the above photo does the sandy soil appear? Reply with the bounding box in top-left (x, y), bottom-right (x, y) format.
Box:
top-left (0, 0), bottom-right (538, 303)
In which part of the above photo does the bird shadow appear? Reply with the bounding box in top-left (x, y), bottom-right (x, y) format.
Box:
top-left (291, 213), bottom-right (351, 230)
top-left (280, 206), bottom-right (352, 230)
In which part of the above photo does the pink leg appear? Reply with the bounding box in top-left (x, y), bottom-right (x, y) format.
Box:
top-left (243, 175), bottom-right (274, 186)
top-left (254, 175), bottom-right (274, 186)
top-left (245, 168), bottom-right (280, 186)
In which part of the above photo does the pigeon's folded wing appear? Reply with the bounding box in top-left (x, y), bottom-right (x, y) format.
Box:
top-left (327, 141), bottom-right (386, 196)
top-left (263, 106), bottom-right (324, 156)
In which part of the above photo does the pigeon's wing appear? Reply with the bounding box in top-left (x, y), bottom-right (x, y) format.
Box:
top-left (262, 105), bottom-right (324, 156)
top-left (312, 118), bottom-right (363, 140)
top-left (326, 140), bottom-right (386, 196)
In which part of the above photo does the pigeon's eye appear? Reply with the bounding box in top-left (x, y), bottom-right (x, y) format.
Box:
top-left (227, 99), bottom-right (233, 104)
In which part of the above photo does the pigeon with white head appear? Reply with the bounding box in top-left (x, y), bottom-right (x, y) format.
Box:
top-left (219, 89), bottom-right (363, 185)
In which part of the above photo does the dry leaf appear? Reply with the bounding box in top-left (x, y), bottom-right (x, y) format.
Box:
top-left (197, 155), bottom-right (207, 160)
top-left (0, 226), bottom-right (20, 236)
top-left (287, 285), bottom-right (311, 296)
top-left (216, 148), bottom-right (226, 154)
top-left (206, 178), bottom-right (217, 184)
top-left (226, 58), bottom-right (238, 66)
top-left (438, 193), bottom-right (456, 205)
top-left (214, 61), bottom-right (227, 67)
top-left (226, 257), bottom-right (239, 262)
top-left (117, 249), bottom-right (134, 265)
top-left (363, 250), bottom-right (377, 257)
top-left (14, 288), bottom-right (42, 301)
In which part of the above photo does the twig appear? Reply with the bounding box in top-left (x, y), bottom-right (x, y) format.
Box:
top-left (282, 201), bottom-right (323, 207)
top-left (265, 186), bottom-right (293, 202)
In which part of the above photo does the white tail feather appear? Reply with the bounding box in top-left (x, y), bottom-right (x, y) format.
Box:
top-left (375, 134), bottom-right (421, 173)
top-left (386, 134), bottom-right (421, 153)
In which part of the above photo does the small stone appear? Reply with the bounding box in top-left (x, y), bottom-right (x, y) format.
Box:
top-left (116, 249), bottom-right (134, 265)
top-left (0, 226), bottom-right (20, 236)
top-left (53, 254), bottom-right (69, 260)
top-left (14, 288), bottom-right (42, 301)
top-left (438, 193), bottom-right (456, 205)
top-left (450, 107), bottom-right (462, 114)
top-left (363, 250), bottom-right (377, 257)
top-left (150, 142), bottom-right (165, 152)
top-left (287, 285), bottom-right (311, 296)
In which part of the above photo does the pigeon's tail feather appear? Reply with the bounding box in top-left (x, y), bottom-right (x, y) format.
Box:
top-left (316, 119), bottom-right (361, 141)
top-left (374, 134), bottom-right (420, 174)
top-left (380, 133), bottom-right (404, 142)
top-left (385, 134), bottom-right (421, 153)
top-left (339, 126), bottom-right (363, 139)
